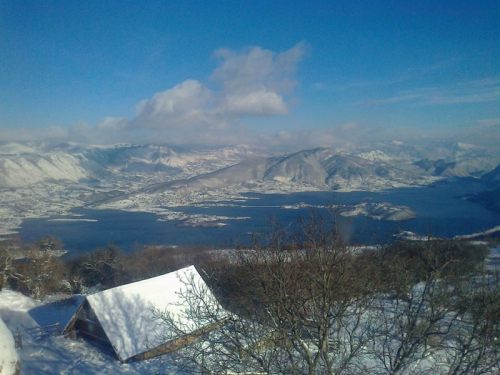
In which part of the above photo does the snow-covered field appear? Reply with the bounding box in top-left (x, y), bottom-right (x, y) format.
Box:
top-left (0, 290), bottom-right (172, 374)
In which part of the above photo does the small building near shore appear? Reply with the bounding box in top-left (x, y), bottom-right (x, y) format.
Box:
top-left (64, 266), bottom-right (228, 362)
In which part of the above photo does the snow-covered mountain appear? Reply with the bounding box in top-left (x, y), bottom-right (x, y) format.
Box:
top-left (2, 140), bottom-right (500, 236)
top-left (0, 152), bottom-right (101, 188)
top-left (2, 140), bottom-right (498, 189)
top-left (139, 147), bottom-right (436, 195)
top-left (458, 161), bottom-right (500, 213)
top-left (358, 141), bottom-right (500, 177)
top-left (469, 164), bottom-right (500, 212)
top-left (0, 142), bottom-right (266, 188)
top-left (482, 164), bottom-right (500, 187)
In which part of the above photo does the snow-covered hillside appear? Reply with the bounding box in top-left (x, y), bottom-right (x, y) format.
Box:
top-left (0, 142), bottom-right (265, 188)
top-left (0, 153), bottom-right (96, 188)
top-left (0, 290), bottom-right (172, 374)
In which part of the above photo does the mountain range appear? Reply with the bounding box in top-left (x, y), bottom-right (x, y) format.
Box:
top-left (144, 148), bottom-right (433, 196)
top-left (1, 140), bottom-right (500, 228)
top-left (0, 142), bottom-right (264, 188)
top-left (468, 164), bottom-right (500, 212)
top-left (2, 141), bottom-right (500, 192)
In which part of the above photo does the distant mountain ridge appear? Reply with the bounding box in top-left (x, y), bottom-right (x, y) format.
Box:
top-left (2, 140), bottom-right (500, 193)
top-left (2, 140), bottom-right (500, 237)
top-left (0, 151), bottom-right (101, 187)
top-left (140, 147), bottom-right (437, 195)
top-left (482, 164), bottom-right (500, 187)
top-left (0, 142), bottom-right (265, 188)
top-left (468, 164), bottom-right (500, 212)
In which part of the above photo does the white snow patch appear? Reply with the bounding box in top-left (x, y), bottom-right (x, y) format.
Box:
top-left (273, 176), bottom-right (291, 183)
top-left (0, 317), bottom-right (20, 375)
top-left (357, 150), bottom-right (392, 162)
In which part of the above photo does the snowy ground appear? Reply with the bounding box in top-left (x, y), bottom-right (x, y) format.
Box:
top-left (487, 246), bottom-right (500, 270)
top-left (1, 246), bottom-right (499, 374)
top-left (0, 290), bottom-right (175, 374)
top-left (0, 314), bottom-right (20, 375)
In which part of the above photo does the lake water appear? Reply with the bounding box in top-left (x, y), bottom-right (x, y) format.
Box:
top-left (16, 179), bottom-right (500, 257)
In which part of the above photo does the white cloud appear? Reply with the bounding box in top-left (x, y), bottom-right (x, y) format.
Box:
top-left (339, 121), bottom-right (359, 131)
top-left (127, 43), bottom-right (305, 131)
top-left (212, 87), bottom-right (288, 116)
top-left (96, 117), bottom-right (128, 130)
top-left (212, 42), bottom-right (305, 93)
top-left (131, 79), bottom-right (215, 129)
top-left (209, 43), bottom-right (304, 118)
top-left (257, 122), bottom-right (371, 152)
top-left (211, 46), bottom-right (276, 92)
top-left (313, 80), bottom-right (375, 92)
top-left (1, 44), bottom-right (306, 146)
top-left (477, 118), bottom-right (500, 127)
top-left (365, 77), bottom-right (500, 106)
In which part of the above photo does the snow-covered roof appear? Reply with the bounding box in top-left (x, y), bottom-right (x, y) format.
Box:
top-left (86, 265), bottom-right (224, 362)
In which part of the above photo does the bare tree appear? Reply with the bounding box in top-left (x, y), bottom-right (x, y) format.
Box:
top-left (0, 237), bottom-right (66, 298)
top-left (442, 271), bottom-right (500, 375)
top-left (151, 214), bottom-right (499, 375)
top-left (153, 213), bottom-right (375, 374)
top-left (34, 235), bottom-right (63, 253)
top-left (80, 244), bottom-right (124, 288)
top-left (12, 246), bottom-right (65, 299)
top-left (365, 239), bottom-right (498, 375)
top-left (0, 239), bottom-right (23, 289)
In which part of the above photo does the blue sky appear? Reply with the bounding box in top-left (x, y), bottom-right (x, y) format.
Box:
top-left (0, 0), bottom-right (499, 149)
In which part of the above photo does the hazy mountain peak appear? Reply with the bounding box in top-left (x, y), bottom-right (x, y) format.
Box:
top-left (482, 164), bottom-right (500, 186)
top-left (357, 150), bottom-right (392, 162)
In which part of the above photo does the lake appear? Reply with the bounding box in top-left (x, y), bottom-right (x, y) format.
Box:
top-left (16, 179), bottom-right (500, 257)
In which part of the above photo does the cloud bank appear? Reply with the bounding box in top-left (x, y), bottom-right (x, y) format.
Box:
top-left (0, 43), bottom-right (306, 146)
top-left (364, 77), bottom-right (500, 106)
top-left (131, 42), bottom-right (305, 131)
top-left (2, 43), bottom-right (499, 152)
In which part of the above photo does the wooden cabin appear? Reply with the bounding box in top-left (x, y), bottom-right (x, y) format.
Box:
top-left (64, 266), bottom-right (228, 362)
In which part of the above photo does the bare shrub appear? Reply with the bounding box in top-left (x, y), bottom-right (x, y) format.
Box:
top-left (154, 213), bottom-right (376, 374)
top-left (153, 216), bottom-right (500, 375)
top-left (8, 240), bottom-right (66, 299)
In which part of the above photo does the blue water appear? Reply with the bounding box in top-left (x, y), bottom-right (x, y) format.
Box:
top-left (16, 180), bottom-right (500, 257)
